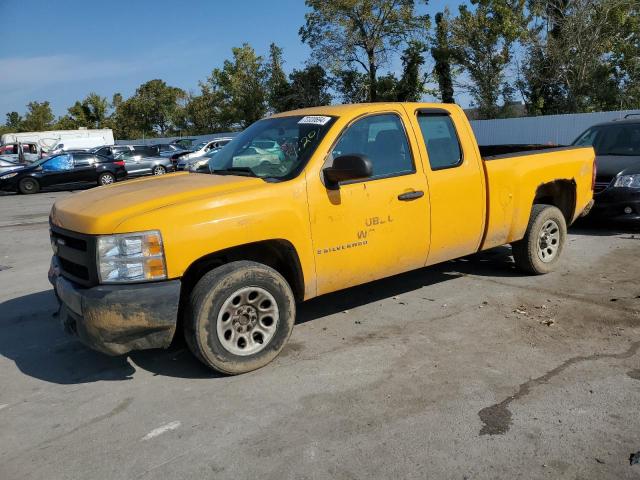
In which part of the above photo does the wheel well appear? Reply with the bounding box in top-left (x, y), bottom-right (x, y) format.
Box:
top-left (532, 180), bottom-right (576, 223)
top-left (180, 240), bottom-right (305, 303)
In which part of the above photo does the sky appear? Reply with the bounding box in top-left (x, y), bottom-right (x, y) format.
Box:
top-left (0, 0), bottom-right (465, 119)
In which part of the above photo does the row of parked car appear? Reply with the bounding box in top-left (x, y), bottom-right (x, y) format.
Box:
top-left (0, 114), bottom-right (638, 226)
top-left (0, 137), bottom-right (234, 194)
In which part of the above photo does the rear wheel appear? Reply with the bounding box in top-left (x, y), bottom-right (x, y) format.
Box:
top-left (18, 178), bottom-right (39, 194)
top-left (512, 204), bottom-right (567, 274)
top-left (152, 165), bottom-right (166, 175)
top-left (98, 172), bottom-right (116, 186)
top-left (184, 261), bottom-right (296, 375)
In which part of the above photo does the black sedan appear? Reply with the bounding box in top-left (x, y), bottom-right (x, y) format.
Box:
top-left (573, 116), bottom-right (640, 222)
top-left (0, 152), bottom-right (126, 194)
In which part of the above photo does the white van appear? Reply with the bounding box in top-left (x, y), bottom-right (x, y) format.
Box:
top-left (1, 128), bottom-right (114, 153)
top-left (48, 137), bottom-right (106, 154)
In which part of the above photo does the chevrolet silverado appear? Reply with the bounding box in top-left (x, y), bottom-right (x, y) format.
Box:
top-left (48, 103), bottom-right (595, 374)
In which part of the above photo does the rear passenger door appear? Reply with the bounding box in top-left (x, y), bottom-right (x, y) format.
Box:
top-left (308, 110), bottom-right (431, 295)
top-left (404, 107), bottom-right (485, 265)
top-left (133, 147), bottom-right (155, 174)
top-left (73, 154), bottom-right (98, 183)
top-left (120, 151), bottom-right (145, 176)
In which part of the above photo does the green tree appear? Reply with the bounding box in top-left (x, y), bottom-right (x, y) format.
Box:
top-left (450, 0), bottom-right (528, 118)
top-left (334, 69), bottom-right (370, 103)
top-left (112, 80), bottom-right (186, 137)
top-left (208, 44), bottom-right (268, 128)
top-left (5, 112), bottom-right (23, 131)
top-left (184, 85), bottom-right (228, 134)
top-left (21, 101), bottom-right (55, 131)
top-left (375, 73), bottom-right (401, 101)
top-left (111, 93), bottom-right (123, 110)
top-left (57, 93), bottom-right (110, 129)
top-left (300, 0), bottom-right (430, 102)
top-left (266, 43), bottom-right (293, 113)
top-left (396, 40), bottom-right (428, 101)
top-left (286, 64), bottom-right (333, 109)
top-left (431, 11), bottom-right (455, 103)
top-left (521, 0), bottom-right (640, 114)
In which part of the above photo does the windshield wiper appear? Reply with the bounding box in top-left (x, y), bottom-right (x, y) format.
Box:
top-left (210, 167), bottom-right (257, 177)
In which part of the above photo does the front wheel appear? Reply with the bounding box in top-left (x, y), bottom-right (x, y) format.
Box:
top-left (98, 172), bottom-right (116, 186)
top-left (512, 204), bottom-right (567, 275)
top-left (184, 261), bottom-right (296, 375)
top-left (152, 165), bottom-right (166, 175)
top-left (18, 178), bottom-right (40, 194)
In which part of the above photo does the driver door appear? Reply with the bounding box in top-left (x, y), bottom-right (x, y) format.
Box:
top-left (306, 111), bottom-right (431, 296)
top-left (40, 154), bottom-right (75, 187)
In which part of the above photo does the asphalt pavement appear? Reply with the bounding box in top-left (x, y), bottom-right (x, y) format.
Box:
top-left (1, 190), bottom-right (639, 479)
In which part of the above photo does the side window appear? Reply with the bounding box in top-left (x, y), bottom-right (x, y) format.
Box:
top-left (74, 154), bottom-right (94, 167)
top-left (331, 114), bottom-right (413, 178)
top-left (417, 114), bottom-right (462, 170)
top-left (43, 154), bottom-right (73, 171)
top-left (134, 146), bottom-right (155, 156)
top-left (97, 146), bottom-right (113, 156)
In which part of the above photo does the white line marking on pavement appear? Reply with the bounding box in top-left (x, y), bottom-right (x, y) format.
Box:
top-left (0, 404), bottom-right (8, 411)
top-left (141, 421), bottom-right (181, 441)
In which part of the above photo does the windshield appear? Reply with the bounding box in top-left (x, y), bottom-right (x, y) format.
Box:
top-left (207, 115), bottom-right (336, 179)
top-left (193, 141), bottom-right (208, 151)
top-left (573, 123), bottom-right (640, 156)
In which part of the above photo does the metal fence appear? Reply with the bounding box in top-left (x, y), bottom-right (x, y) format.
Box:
top-left (470, 109), bottom-right (640, 146)
top-left (115, 132), bottom-right (237, 146)
top-left (116, 109), bottom-right (640, 147)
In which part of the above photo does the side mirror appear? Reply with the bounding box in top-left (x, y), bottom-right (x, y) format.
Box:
top-left (323, 154), bottom-right (372, 189)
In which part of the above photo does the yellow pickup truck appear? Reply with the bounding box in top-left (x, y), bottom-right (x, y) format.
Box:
top-left (48, 103), bottom-right (595, 374)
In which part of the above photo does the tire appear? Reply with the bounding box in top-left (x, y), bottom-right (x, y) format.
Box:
top-left (98, 172), bottom-right (116, 186)
top-left (512, 204), bottom-right (567, 275)
top-left (18, 178), bottom-right (39, 194)
top-left (152, 165), bottom-right (166, 175)
top-left (184, 261), bottom-right (296, 375)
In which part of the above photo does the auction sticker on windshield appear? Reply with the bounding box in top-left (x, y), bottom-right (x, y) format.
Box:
top-left (298, 116), bottom-right (332, 126)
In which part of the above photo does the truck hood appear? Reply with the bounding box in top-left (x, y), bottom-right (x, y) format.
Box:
top-left (595, 155), bottom-right (640, 182)
top-left (50, 172), bottom-right (264, 234)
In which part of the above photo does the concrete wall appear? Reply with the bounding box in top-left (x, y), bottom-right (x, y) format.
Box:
top-left (470, 109), bottom-right (640, 146)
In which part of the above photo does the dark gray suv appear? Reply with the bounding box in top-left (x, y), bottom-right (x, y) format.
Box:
top-left (573, 115), bottom-right (640, 222)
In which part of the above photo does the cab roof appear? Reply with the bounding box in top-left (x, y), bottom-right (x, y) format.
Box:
top-left (270, 102), bottom-right (458, 118)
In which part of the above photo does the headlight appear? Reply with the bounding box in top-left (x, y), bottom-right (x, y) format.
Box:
top-left (613, 174), bottom-right (640, 189)
top-left (97, 230), bottom-right (167, 283)
top-left (192, 159), bottom-right (208, 170)
top-left (0, 172), bottom-right (18, 179)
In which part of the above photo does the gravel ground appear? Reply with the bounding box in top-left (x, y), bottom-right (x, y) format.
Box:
top-left (1, 190), bottom-right (639, 480)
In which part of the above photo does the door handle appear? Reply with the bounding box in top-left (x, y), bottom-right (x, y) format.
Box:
top-left (398, 190), bottom-right (424, 201)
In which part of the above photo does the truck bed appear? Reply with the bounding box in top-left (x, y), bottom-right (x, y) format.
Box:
top-left (480, 146), bottom-right (595, 251)
top-left (479, 144), bottom-right (562, 158)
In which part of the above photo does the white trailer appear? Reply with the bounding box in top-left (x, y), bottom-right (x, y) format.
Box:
top-left (0, 128), bottom-right (114, 152)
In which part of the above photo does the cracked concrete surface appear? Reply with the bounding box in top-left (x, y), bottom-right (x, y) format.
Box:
top-left (1, 191), bottom-right (639, 479)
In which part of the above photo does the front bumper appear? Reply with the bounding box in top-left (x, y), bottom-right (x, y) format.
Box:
top-left (0, 177), bottom-right (18, 192)
top-left (49, 257), bottom-right (181, 355)
top-left (591, 187), bottom-right (640, 222)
